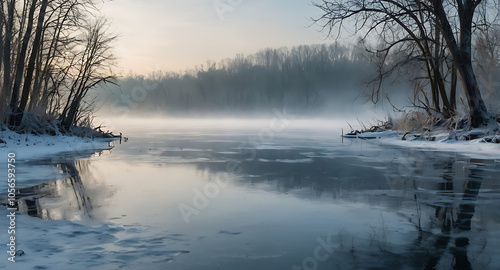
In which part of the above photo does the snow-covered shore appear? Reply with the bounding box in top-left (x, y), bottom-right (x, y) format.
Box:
top-left (344, 130), bottom-right (500, 159)
top-left (0, 130), bottom-right (119, 268)
top-left (0, 129), bottom-right (114, 162)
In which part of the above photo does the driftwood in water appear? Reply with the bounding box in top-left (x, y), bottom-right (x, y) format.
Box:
top-left (344, 120), bottom-right (393, 137)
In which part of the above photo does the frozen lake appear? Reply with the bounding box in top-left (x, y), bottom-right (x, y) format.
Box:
top-left (2, 119), bottom-right (500, 269)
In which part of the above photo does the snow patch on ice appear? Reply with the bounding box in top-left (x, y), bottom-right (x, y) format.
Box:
top-left (0, 208), bottom-right (190, 269)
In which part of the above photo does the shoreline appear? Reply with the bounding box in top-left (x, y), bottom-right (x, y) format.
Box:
top-left (0, 128), bottom-right (115, 163)
top-left (343, 130), bottom-right (500, 159)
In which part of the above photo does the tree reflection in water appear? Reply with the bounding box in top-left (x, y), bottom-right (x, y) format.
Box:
top-left (15, 150), bottom-right (107, 221)
top-left (170, 144), bottom-right (497, 269)
top-left (425, 159), bottom-right (486, 270)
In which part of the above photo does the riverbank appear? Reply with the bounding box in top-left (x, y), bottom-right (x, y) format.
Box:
top-left (343, 129), bottom-right (500, 159)
top-left (0, 128), bottom-right (114, 162)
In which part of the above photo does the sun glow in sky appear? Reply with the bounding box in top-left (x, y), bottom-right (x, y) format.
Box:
top-left (99, 0), bottom-right (334, 75)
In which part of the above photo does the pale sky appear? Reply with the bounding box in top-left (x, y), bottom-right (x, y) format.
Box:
top-left (98, 0), bottom-right (333, 75)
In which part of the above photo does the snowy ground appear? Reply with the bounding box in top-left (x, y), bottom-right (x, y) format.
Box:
top-left (0, 130), bottom-right (121, 269)
top-left (0, 129), bottom-right (114, 161)
top-left (344, 130), bottom-right (500, 159)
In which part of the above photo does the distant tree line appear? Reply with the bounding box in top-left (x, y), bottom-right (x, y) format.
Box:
top-left (0, 0), bottom-right (116, 133)
top-left (100, 43), bottom-right (379, 116)
top-left (100, 36), bottom-right (499, 119)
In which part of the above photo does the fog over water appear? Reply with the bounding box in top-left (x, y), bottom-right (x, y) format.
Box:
top-left (91, 43), bottom-right (416, 120)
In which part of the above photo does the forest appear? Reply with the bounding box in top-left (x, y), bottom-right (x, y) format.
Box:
top-left (98, 37), bottom-right (499, 121)
top-left (97, 43), bottom-right (402, 117)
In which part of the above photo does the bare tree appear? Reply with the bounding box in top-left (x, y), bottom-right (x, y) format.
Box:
top-left (2, 0), bottom-right (15, 121)
top-left (59, 18), bottom-right (117, 130)
top-left (0, 3), bottom-right (6, 120)
top-left (7, 0), bottom-right (47, 127)
top-left (18, 0), bottom-right (49, 114)
top-left (313, 0), bottom-right (497, 128)
top-left (0, 0), bottom-right (117, 133)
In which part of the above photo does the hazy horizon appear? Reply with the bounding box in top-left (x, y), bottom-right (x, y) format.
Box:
top-left (98, 0), bottom-right (348, 75)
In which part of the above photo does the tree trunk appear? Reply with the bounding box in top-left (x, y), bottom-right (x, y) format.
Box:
top-left (9, 0), bottom-right (38, 126)
top-left (450, 63), bottom-right (457, 112)
top-left (432, 23), bottom-right (441, 112)
top-left (28, 39), bottom-right (44, 111)
top-left (433, 0), bottom-right (490, 128)
top-left (0, 6), bottom-right (6, 121)
top-left (3, 0), bottom-right (15, 125)
top-left (62, 100), bottom-right (80, 130)
top-left (19, 0), bottom-right (49, 114)
top-left (0, 8), bottom-right (4, 75)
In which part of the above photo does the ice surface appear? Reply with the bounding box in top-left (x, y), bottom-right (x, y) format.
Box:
top-left (1, 121), bottom-right (500, 269)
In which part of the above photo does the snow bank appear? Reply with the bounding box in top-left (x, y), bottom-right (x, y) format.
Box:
top-left (0, 129), bottom-right (114, 162)
top-left (344, 130), bottom-right (500, 159)
top-left (0, 130), bottom-right (127, 269)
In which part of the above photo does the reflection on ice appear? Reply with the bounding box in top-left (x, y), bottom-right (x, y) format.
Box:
top-left (16, 160), bottom-right (95, 221)
top-left (3, 123), bottom-right (500, 269)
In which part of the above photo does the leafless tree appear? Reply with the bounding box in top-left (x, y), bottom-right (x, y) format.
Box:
top-left (59, 18), bottom-right (117, 130)
top-left (18, 0), bottom-right (49, 115)
top-left (1, 0), bottom-right (15, 122)
top-left (0, 0), bottom-right (116, 133)
top-left (313, 0), bottom-right (498, 128)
